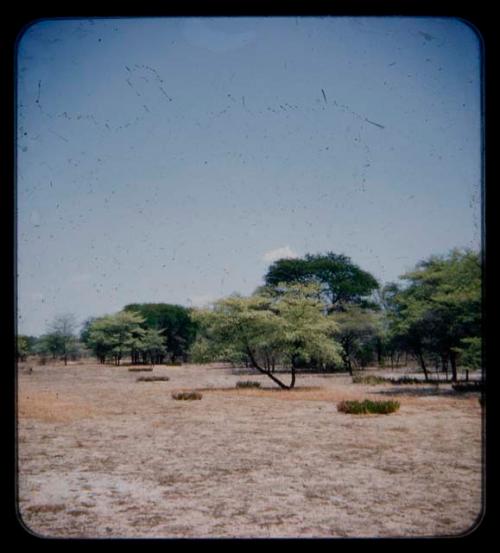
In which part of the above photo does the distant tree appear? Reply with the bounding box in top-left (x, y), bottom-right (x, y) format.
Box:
top-left (136, 328), bottom-right (165, 365)
top-left (16, 335), bottom-right (37, 361)
top-left (264, 252), bottom-right (379, 312)
top-left (192, 283), bottom-right (341, 389)
top-left (47, 313), bottom-right (79, 365)
top-left (33, 332), bottom-right (63, 360)
top-left (332, 306), bottom-right (380, 374)
top-left (86, 311), bottom-right (146, 365)
top-left (123, 303), bottom-right (198, 362)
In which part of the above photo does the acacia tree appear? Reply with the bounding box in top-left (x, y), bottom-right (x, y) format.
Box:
top-left (192, 283), bottom-right (341, 389)
top-left (332, 306), bottom-right (380, 374)
top-left (86, 311), bottom-right (148, 365)
top-left (387, 249), bottom-right (481, 381)
top-left (123, 303), bottom-right (198, 363)
top-left (264, 252), bottom-right (379, 312)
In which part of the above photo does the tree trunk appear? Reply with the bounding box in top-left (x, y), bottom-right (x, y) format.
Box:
top-left (449, 351), bottom-right (458, 382)
top-left (416, 350), bottom-right (429, 382)
top-left (245, 346), bottom-right (295, 389)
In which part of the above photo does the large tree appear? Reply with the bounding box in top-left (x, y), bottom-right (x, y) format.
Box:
top-left (387, 249), bottom-right (481, 381)
top-left (86, 311), bottom-right (147, 365)
top-left (192, 283), bottom-right (341, 389)
top-left (264, 252), bottom-right (379, 312)
top-left (123, 303), bottom-right (198, 362)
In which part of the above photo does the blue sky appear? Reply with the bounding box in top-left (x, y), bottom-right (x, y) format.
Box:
top-left (16, 16), bottom-right (482, 336)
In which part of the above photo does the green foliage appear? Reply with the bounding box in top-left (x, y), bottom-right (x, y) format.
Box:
top-left (337, 399), bottom-right (400, 415)
top-left (16, 335), bottom-right (37, 361)
top-left (36, 314), bottom-right (80, 364)
top-left (333, 306), bottom-right (381, 372)
top-left (386, 249), bottom-right (481, 380)
top-left (86, 310), bottom-right (149, 365)
top-left (454, 337), bottom-right (482, 370)
top-left (172, 391), bottom-right (203, 400)
top-left (264, 252), bottom-right (379, 311)
top-left (123, 303), bottom-right (198, 361)
top-left (192, 283), bottom-right (342, 388)
top-left (236, 380), bottom-right (262, 388)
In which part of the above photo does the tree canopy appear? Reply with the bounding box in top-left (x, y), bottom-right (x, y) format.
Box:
top-left (123, 303), bottom-right (198, 362)
top-left (264, 252), bottom-right (379, 312)
top-left (192, 283), bottom-right (342, 388)
top-left (386, 249), bottom-right (481, 381)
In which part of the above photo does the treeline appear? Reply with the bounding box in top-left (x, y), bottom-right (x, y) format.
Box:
top-left (190, 249), bottom-right (481, 386)
top-left (17, 248), bottom-right (481, 384)
top-left (17, 305), bottom-right (198, 367)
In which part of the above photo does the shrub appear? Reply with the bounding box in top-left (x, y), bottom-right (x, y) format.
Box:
top-left (172, 391), bottom-right (203, 401)
top-left (128, 367), bottom-right (153, 372)
top-left (136, 376), bottom-right (170, 382)
top-left (352, 374), bottom-right (437, 385)
top-left (452, 381), bottom-right (484, 393)
top-left (236, 380), bottom-right (261, 388)
top-left (337, 399), bottom-right (400, 415)
top-left (352, 374), bottom-right (387, 385)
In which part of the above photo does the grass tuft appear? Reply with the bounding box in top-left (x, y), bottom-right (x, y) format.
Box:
top-left (236, 380), bottom-right (261, 389)
top-left (172, 391), bottom-right (203, 401)
top-left (452, 381), bottom-right (484, 393)
top-left (352, 374), bottom-right (387, 385)
top-left (337, 399), bottom-right (400, 415)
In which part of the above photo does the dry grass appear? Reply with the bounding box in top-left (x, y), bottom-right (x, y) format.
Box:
top-left (18, 391), bottom-right (101, 423)
top-left (17, 362), bottom-right (483, 539)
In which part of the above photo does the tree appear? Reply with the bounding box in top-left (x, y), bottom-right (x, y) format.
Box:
top-left (136, 328), bottom-right (165, 365)
top-left (332, 306), bottom-right (380, 374)
top-left (264, 252), bottom-right (379, 312)
top-left (38, 314), bottom-right (79, 365)
top-left (192, 283), bottom-right (342, 389)
top-left (86, 311), bottom-right (147, 365)
top-left (387, 249), bottom-right (481, 381)
top-left (16, 335), bottom-right (37, 361)
top-left (123, 303), bottom-right (198, 362)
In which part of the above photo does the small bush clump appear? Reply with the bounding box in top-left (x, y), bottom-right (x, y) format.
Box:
top-left (236, 380), bottom-right (261, 388)
top-left (452, 381), bottom-right (484, 393)
top-left (352, 374), bottom-right (387, 385)
top-left (136, 376), bottom-right (170, 382)
top-left (128, 367), bottom-right (153, 372)
top-left (171, 391), bottom-right (203, 401)
top-left (337, 399), bottom-right (400, 415)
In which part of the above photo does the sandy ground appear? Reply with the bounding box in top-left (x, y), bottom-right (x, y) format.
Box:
top-left (16, 361), bottom-right (484, 539)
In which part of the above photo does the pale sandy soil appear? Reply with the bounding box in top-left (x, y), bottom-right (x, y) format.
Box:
top-left (16, 361), bottom-right (484, 539)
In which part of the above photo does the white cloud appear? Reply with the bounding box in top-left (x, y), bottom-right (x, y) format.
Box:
top-left (262, 246), bottom-right (299, 263)
top-left (187, 294), bottom-right (217, 308)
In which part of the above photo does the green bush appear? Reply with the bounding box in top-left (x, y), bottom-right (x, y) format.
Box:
top-left (172, 391), bottom-right (203, 400)
top-left (136, 376), bottom-right (170, 382)
top-left (352, 374), bottom-right (387, 385)
top-left (236, 380), bottom-right (261, 388)
top-left (337, 399), bottom-right (400, 415)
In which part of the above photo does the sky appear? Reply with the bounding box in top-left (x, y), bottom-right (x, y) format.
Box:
top-left (16, 16), bottom-right (482, 336)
